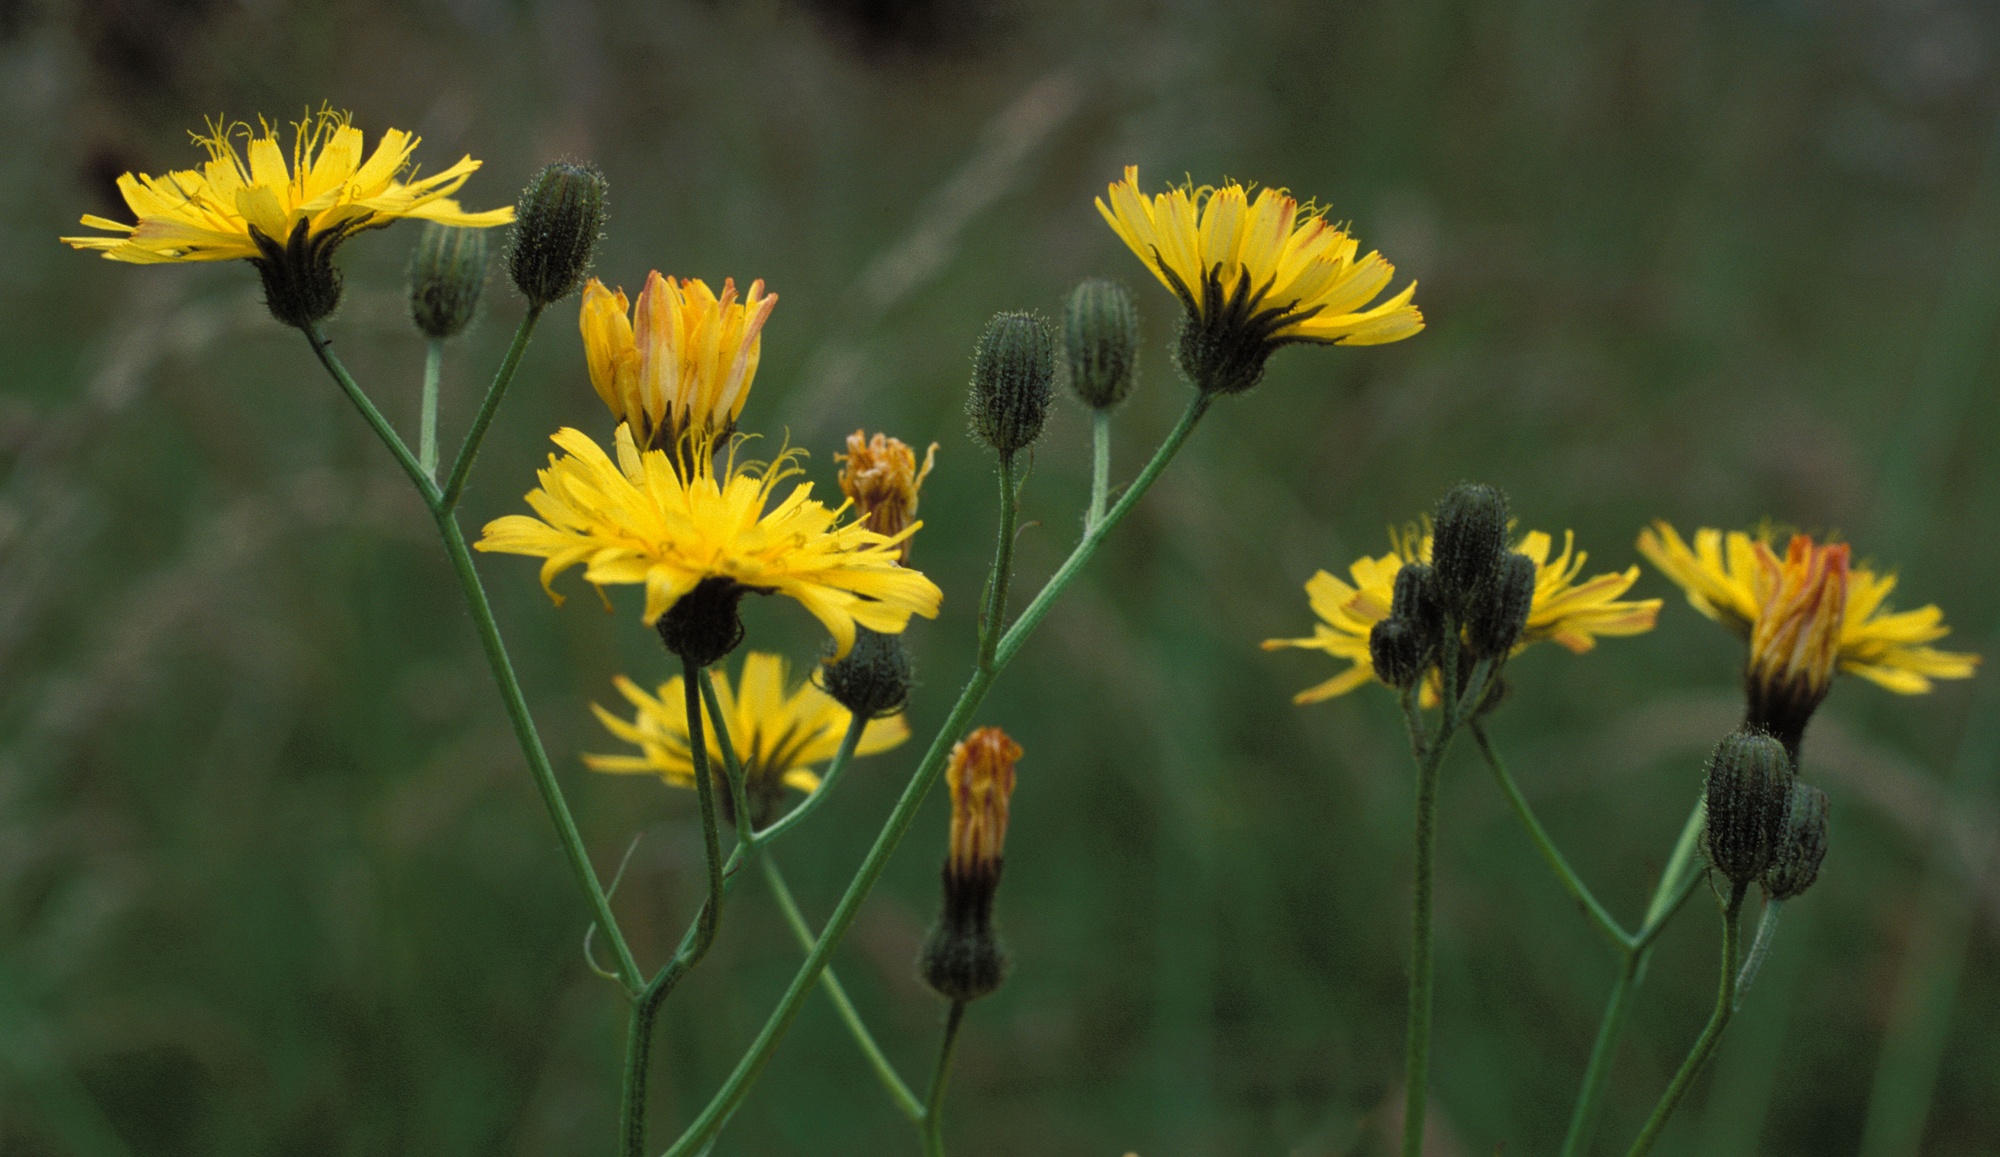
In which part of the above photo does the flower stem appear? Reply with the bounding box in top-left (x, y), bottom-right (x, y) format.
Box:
top-left (441, 305), bottom-right (542, 512)
top-left (1624, 883), bottom-right (1748, 1157)
top-left (761, 855), bottom-right (924, 1121)
top-left (419, 338), bottom-right (444, 480)
top-left (1087, 408), bottom-right (1111, 530)
top-left (300, 328), bottom-right (643, 994)
top-left (620, 661), bottom-right (729, 1157)
top-left (660, 393), bottom-right (1211, 1157)
top-left (1470, 723), bottom-right (1633, 952)
top-left (1559, 796), bottom-right (1708, 1157)
top-left (920, 1001), bottom-right (969, 1157)
top-left (978, 454), bottom-right (1020, 671)
top-left (1400, 709), bottom-right (1452, 1157)
top-left (698, 670), bottom-right (756, 848)
top-left (1733, 900), bottom-right (1784, 1011)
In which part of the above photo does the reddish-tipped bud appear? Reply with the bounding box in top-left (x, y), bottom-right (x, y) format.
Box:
top-left (922, 726), bottom-right (1022, 1003)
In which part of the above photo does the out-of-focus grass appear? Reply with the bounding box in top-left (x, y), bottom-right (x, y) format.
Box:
top-left (2, 1), bottom-right (1997, 1155)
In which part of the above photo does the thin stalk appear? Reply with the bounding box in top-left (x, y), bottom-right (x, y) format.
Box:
top-left (761, 856), bottom-right (923, 1121)
top-left (1087, 408), bottom-right (1111, 529)
top-left (1560, 796), bottom-right (1708, 1156)
top-left (1471, 723), bottom-right (1633, 951)
top-left (304, 325), bottom-right (439, 504)
top-left (441, 305), bottom-right (543, 511)
top-left (749, 714), bottom-right (867, 849)
top-left (920, 1002), bottom-right (969, 1157)
top-left (1624, 883), bottom-right (1748, 1157)
top-left (1733, 900), bottom-right (1784, 1011)
top-left (620, 661), bottom-right (728, 1157)
top-left (301, 327), bottom-right (643, 992)
top-left (978, 454), bottom-right (1020, 671)
top-left (698, 670), bottom-right (756, 848)
top-left (661, 393), bottom-right (1212, 1157)
top-left (1400, 706), bottom-right (1453, 1157)
top-left (419, 338), bottom-right (444, 479)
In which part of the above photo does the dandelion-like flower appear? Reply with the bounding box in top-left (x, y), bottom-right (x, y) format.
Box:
top-left (579, 273), bottom-right (778, 454)
top-left (1263, 528), bottom-right (1660, 703)
top-left (836, 431), bottom-right (938, 565)
top-left (62, 109), bottom-right (513, 327)
top-left (1096, 166), bottom-right (1423, 394)
top-left (585, 652), bottom-right (908, 827)
top-left (1637, 522), bottom-right (1977, 750)
top-left (475, 424), bottom-right (942, 664)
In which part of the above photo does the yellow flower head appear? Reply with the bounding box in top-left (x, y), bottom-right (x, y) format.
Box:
top-left (474, 424), bottom-right (943, 661)
top-left (1637, 522), bottom-right (1978, 748)
top-left (1263, 527), bottom-right (1660, 704)
top-left (1096, 166), bottom-right (1422, 393)
top-left (946, 726), bottom-right (1022, 884)
top-left (836, 430), bottom-right (938, 565)
top-left (62, 108), bottom-right (513, 265)
top-left (579, 273), bottom-right (779, 454)
top-left (585, 652), bottom-right (909, 828)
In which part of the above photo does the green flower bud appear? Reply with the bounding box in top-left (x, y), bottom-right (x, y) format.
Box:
top-left (819, 627), bottom-right (914, 718)
top-left (1369, 617), bottom-right (1425, 690)
top-left (967, 311), bottom-right (1056, 458)
top-left (1763, 781), bottom-right (1829, 900)
top-left (407, 223), bottom-right (490, 339)
top-left (1062, 278), bottom-right (1140, 409)
top-left (1467, 551), bottom-right (1536, 658)
top-left (1391, 562), bottom-right (1445, 657)
top-left (1703, 729), bottom-right (1795, 886)
top-left (250, 218), bottom-right (350, 329)
top-left (1431, 483), bottom-right (1511, 609)
top-left (507, 162), bottom-right (607, 307)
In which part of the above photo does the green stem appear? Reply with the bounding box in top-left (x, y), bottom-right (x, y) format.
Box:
top-left (1625, 883), bottom-right (1747, 1157)
top-left (1733, 900), bottom-right (1784, 1011)
top-left (978, 454), bottom-right (1020, 671)
top-left (420, 338), bottom-right (443, 479)
top-left (660, 393), bottom-right (1212, 1157)
top-left (304, 325), bottom-right (439, 505)
top-left (1400, 702), bottom-right (1454, 1157)
top-left (440, 305), bottom-right (543, 512)
top-left (1471, 723), bottom-right (1633, 952)
top-left (920, 1002), bottom-right (969, 1157)
top-left (698, 670), bottom-right (756, 848)
top-left (761, 856), bottom-right (924, 1121)
top-left (302, 327), bottom-right (643, 995)
top-left (1087, 408), bottom-right (1111, 530)
top-left (749, 714), bottom-right (867, 849)
top-left (621, 660), bottom-right (728, 1157)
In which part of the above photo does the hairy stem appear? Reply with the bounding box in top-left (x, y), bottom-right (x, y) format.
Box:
top-left (1623, 883), bottom-right (1748, 1157)
top-left (920, 1002), bottom-right (969, 1157)
top-left (441, 305), bottom-right (542, 511)
top-left (978, 454), bottom-right (1020, 671)
top-left (1088, 409), bottom-right (1111, 530)
top-left (419, 338), bottom-right (443, 479)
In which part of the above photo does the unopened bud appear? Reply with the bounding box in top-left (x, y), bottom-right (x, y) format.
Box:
top-left (1703, 729), bottom-right (1794, 886)
top-left (1391, 562), bottom-right (1445, 657)
top-left (1430, 484), bottom-right (1511, 609)
top-left (1062, 278), bottom-right (1140, 409)
top-left (1467, 551), bottom-right (1536, 658)
top-left (508, 162), bottom-right (607, 307)
top-left (1369, 617), bottom-right (1425, 690)
top-left (820, 627), bottom-right (914, 719)
top-left (250, 219), bottom-right (345, 329)
top-left (1763, 781), bottom-right (1829, 899)
top-left (408, 223), bottom-right (489, 339)
top-left (967, 311), bottom-right (1056, 458)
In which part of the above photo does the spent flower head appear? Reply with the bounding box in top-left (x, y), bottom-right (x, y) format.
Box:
top-left (836, 431), bottom-right (938, 565)
top-left (923, 726), bottom-right (1023, 1004)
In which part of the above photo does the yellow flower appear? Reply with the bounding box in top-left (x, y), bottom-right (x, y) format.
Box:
top-left (1263, 528), bottom-right (1660, 704)
top-left (945, 726), bottom-right (1022, 884)
top-left (585, 651), bottom-right (909, 827)
top-left (1096, 167), bottom-right (1422, 392)
top-left (1637, 523), bottom-right (1976, 744)
top-left (62, 109), bottom-right (512, 265)
top-left (474, 424), bottom-right (943, 659)
top-left (836, 430), bottom-right (938, 565)
top-left (579, 273), bottom-right (778, 453)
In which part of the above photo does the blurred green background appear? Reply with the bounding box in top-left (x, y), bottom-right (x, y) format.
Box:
top-left (3, 0), bottom-right (1998, 1153)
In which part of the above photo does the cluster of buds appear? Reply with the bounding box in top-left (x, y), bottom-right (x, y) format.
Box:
top-left (1700, 728), bottom-right (1831, 898)
top-left (1368, 483), bottom-right (1537, 700)
top-left (921, 726), bottom-right (1021, 1004)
